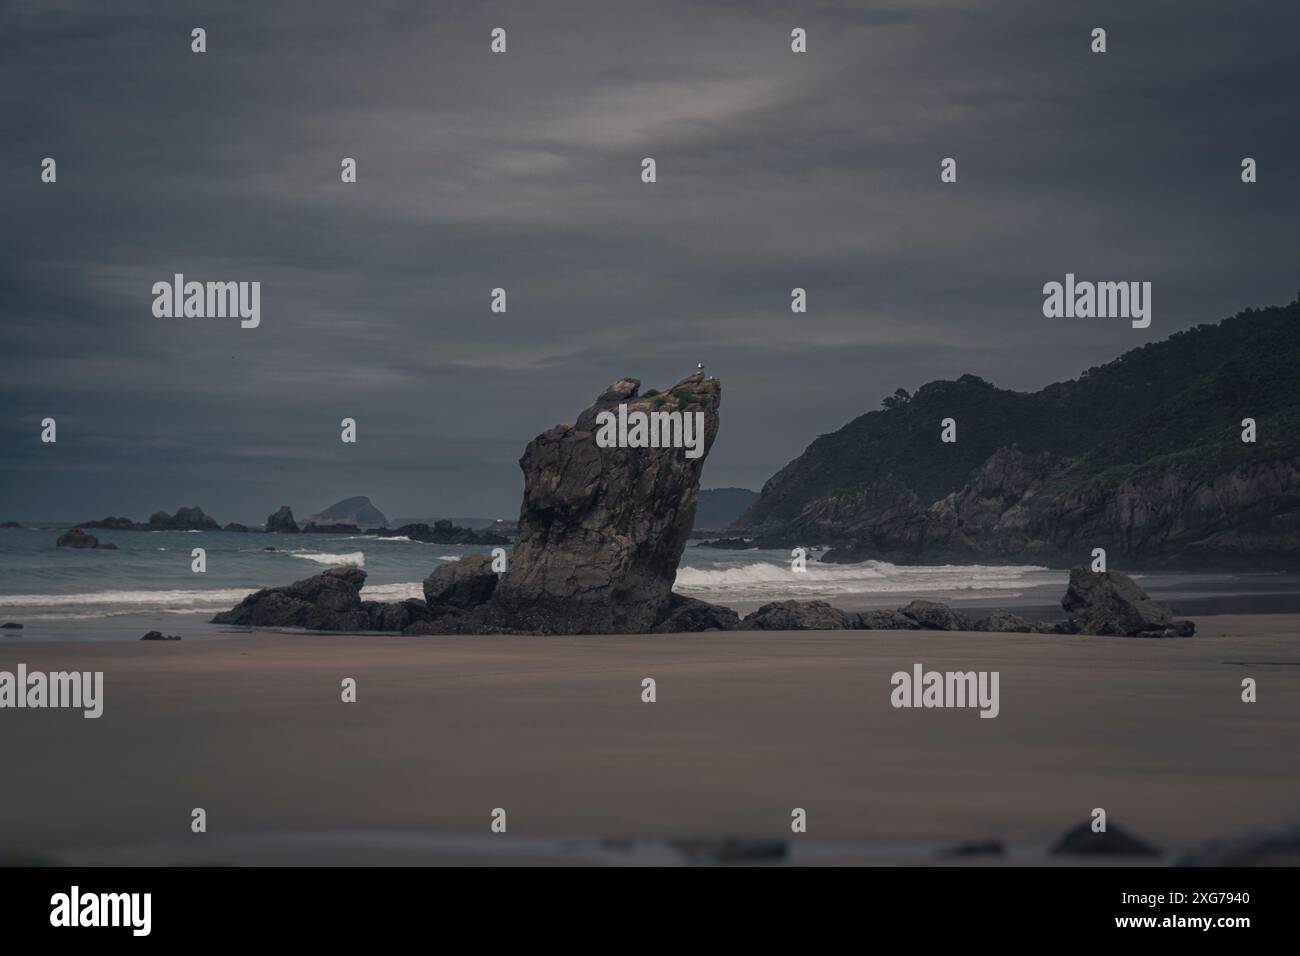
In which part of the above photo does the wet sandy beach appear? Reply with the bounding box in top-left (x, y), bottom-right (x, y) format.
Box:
top-left (2, 615), bottom-right (1297, 865)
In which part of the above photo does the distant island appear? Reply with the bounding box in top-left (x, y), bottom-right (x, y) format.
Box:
top-left (731, 298), bottom-right (1300, 569)
top-left (303, 495), bottom-right (389, 529)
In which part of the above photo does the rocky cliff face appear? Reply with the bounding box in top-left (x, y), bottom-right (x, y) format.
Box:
top-left (741, 300), bottom-right (1300, 568)
top-left (490, 371), bottom-right (721, 632)
top-left (819, 447), bottom-right (1300, 568)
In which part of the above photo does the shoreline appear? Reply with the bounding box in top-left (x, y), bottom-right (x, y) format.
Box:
top-left (7, 590), bottom-right (1300, 643)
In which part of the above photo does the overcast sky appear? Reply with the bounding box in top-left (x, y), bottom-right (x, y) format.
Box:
top-left (3, 0), bottom-right (1297, 522)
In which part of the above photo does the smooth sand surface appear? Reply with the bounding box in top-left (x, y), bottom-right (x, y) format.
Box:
top-left (2, 614), bottom-right (1297, 865)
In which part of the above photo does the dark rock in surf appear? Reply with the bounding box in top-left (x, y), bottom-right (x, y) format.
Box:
top-left (266, 506), bottom-right (300, 534)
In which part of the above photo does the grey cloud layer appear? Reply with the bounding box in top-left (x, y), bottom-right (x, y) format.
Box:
top-left (2, 0), bottom-right (1296, 520)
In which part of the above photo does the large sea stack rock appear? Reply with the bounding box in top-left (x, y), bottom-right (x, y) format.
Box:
top-left (266, 505), bottom-right (300, 534)
top-left (1061, 566), bottom-right (1194, 636)
top-left (490, 372), bottom-right (722, 633)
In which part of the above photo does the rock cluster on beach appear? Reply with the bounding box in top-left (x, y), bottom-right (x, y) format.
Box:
top-left (211, 372), bottom-right (1195, 637)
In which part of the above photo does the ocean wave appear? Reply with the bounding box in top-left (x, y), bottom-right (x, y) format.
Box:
top-left (0, 579), bottom-right (424, 619)
top-left (288, 550), bottom-right (365, 567)
top-left (0, 587), bottom-right (256, 610)
top-left (674, 559), bottom-right (1056, 599)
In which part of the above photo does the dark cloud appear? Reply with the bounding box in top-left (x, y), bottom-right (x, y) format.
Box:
top-left (2, 0), bottom-right (1297, 521)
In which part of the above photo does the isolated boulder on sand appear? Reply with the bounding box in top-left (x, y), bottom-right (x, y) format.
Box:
top-left (1061, 566), bottom-right (1194, 636)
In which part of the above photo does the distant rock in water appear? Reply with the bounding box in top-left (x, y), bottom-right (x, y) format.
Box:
top-left (1, 622), bottom-right (24, 630)
top-left (83, 506), bottom-right (220, 532)
top-left (1061, 566), bottom-right (1194, 637)
top-left (301, 523), bottom-right (360, 533)
top-left (149, 506), bottom-right (220, 531)
top-left (56, 528), bottom-right (117, 550)
top-left (224, 522), bottom-right (253, 532)
top-left (370, 520), bottom-right (510, 546)
top-left (265, 505), bottom-right (299, 534)
top-left (0, 521), bottom-right (21, 528)
top-left (81, 516), bottom-right (138, 531)
top-left (304, 496), bottom-right (388, 529)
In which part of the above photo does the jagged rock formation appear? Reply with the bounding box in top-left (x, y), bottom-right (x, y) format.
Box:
top-left (214, 373), bottom-right (728, 635)
top-left (488, 371), bottom-right (722, 633)
top-left (739, 300), bottom-right (1300, 569)
top-left (266, 506), bottom-right (299, 534)
top-left (55, 528), bottom-right (117, 549)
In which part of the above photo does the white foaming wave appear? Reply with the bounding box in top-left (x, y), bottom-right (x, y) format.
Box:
top-left (288, 550), bottom-right (365, 567)
top-left (674, 559), bottom-right (1054, 598)
top-left (344, 535), bottom-right (414, 543)
top-left (0, 587), bottom-right (256, 610)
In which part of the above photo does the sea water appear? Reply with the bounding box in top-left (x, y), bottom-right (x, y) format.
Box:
top-left (2, 526), bottom-right (1297, 639)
